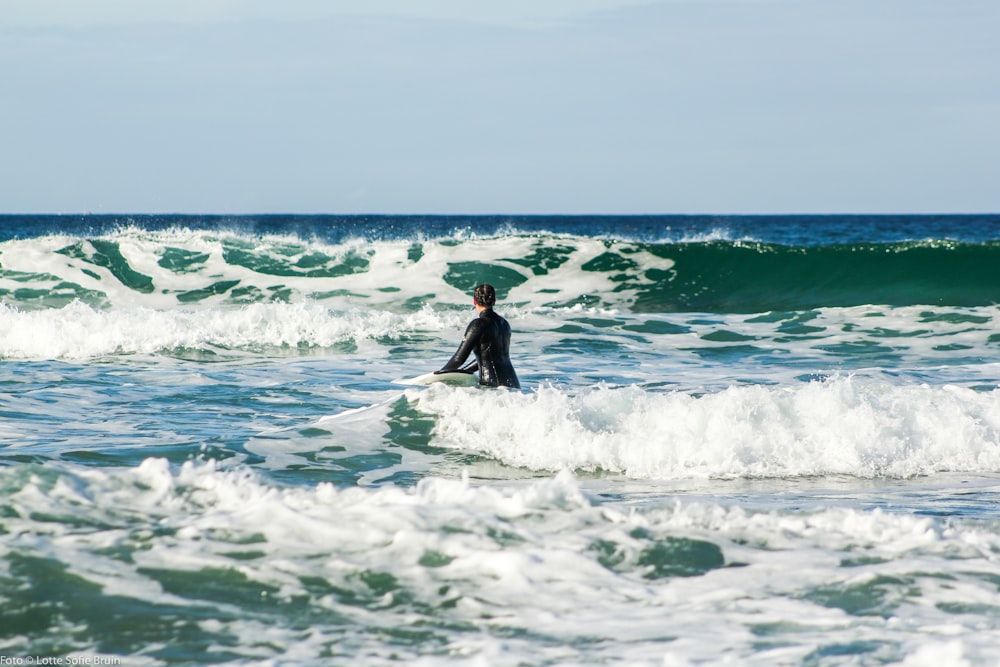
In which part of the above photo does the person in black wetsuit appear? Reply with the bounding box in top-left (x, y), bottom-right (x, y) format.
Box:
top-left (436, 284), bottom-right (520, 388)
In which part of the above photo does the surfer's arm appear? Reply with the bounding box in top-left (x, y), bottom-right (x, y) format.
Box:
top-left (438, 320), bottom-right (480, 373)
top-left (435, 362), bottom-right (478, 375)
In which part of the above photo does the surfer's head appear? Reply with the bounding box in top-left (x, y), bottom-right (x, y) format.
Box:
top-left (473, 284), bottom-right (496, 309)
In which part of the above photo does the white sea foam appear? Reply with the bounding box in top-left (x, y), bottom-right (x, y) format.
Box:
top-left (0, 301), bottom-right (462, 360)
top-left (415, 377), bottom-right (1000, 479)
top-left (2, 460), bottom-right (1000, 664)
top-left (3, 297), bottom-right (998, 383)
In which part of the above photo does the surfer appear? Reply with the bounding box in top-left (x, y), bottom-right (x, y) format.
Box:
top-left (436, 283), bottom-right (520, 389)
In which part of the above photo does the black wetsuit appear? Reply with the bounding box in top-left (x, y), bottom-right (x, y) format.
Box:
top-left (439, 308), bottom-right (520, 388)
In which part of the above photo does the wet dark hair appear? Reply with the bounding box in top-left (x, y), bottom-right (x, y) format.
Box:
top-left (473, 283), bottom-right (496, 308)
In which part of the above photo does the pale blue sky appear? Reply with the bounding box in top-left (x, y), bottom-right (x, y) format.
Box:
top-left (1, 0), bottom-right (997, 214)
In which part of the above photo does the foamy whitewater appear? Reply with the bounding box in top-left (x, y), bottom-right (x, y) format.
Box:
top-left (2, 215), bottom-right (1000, 665)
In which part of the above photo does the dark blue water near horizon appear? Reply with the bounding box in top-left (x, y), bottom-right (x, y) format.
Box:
top-left (3, 212), bottom-right (1000, 245)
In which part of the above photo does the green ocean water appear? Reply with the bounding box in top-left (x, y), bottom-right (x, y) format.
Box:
top-left (1, 215), bottom-right (1000, 665)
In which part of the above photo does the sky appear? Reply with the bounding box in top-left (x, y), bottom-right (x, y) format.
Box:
top-left (1, 0), bottom-right (998, 215)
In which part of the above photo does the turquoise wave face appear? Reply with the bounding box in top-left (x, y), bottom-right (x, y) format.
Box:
top-left (635, 240), bottom-right (1000, 313)
top-left (3, 229), bottom-right (999, 314)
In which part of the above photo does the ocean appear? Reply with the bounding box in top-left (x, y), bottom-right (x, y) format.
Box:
top-left (1, 214), bottom-right (999, 666)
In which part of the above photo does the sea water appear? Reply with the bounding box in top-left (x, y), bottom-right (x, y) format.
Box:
top-left (1, 214), bottom-right (999, 666)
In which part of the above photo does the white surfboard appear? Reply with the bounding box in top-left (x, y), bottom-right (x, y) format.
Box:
top-left (316, 392), bottom-right (403, 425)
top-left (394, 370), bottom-right (479, 387)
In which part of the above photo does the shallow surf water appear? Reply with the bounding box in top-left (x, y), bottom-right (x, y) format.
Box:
top-left (1, 214), bottom-right (1000, 665)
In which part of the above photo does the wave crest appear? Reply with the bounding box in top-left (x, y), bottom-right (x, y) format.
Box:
top-left (415, 378), bottom-right (1000, 480)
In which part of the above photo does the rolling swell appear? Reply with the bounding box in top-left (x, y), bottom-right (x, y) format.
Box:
top-left (633, 240), bottom-right (1000, 313)
top-left (1, 225), bottom-right (998, 315)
